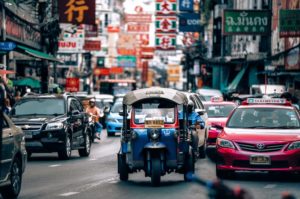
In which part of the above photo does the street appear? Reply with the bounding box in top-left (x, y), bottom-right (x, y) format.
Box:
top-left (7, 131), bottom-right (299, 199)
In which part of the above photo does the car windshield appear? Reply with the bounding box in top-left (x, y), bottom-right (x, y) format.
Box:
top-left (227, 107), bottom-right (300, 129)
top-left (134, 99), bottom-right (176, 124)
top-left (110, 102), bottom-right (122, 113)
top-left (204, 104), bottom-right (235, 118)
top-left (11, 98), bottom-right (65, 116)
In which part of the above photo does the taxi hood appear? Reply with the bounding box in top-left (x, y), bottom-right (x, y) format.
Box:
top-left (207, 118), bottom-right (227, 127)
top-left (223, 128), bottom-right (300, 142)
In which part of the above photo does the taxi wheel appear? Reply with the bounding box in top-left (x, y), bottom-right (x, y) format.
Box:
top-left (119, 154), bottom-right (128, 181)
top-left (1, 158), bottom-right (22, 199)
top-left (151, 157), bottom-right (161, 186)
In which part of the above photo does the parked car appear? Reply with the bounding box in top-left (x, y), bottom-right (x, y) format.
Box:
top-left (105, 100), bottom-right (123, 136)
top-left (0, 113), bottom-right (27, 199)
top-left (196, 88), bottom-right (223, 101)
top-left (10, 94), bottom-right (92, 160)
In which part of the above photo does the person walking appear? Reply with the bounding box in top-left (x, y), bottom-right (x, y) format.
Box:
top-left (86, 98), bottom-right (103, 140)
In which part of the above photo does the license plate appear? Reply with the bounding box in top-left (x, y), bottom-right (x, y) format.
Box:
top-left (250, 155), bottom-right (271, 165)
top-left (145, 119), bottom-right (164, 128)
top-left (25, 132), bottom-right (33, 139)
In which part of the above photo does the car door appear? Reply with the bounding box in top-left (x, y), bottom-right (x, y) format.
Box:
top-left (68, 98), bottom-right (83, 147)
top-left (191, 95), bottom-right (206, 147)
top-left (0, 115), bottom-right (14, 181)
top-left (73, 99), bottom-right (86, 145)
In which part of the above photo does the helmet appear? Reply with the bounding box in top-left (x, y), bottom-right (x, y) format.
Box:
top-left (89, 98), bottom-right (96, 103)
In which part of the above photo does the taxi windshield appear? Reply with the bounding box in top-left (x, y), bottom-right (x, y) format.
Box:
top-left (134, 99), bottom-right (176, 124)
top-left (204, 104), bottom-right (235, 118)
top-left (227, 107), bottom-right (300, 129)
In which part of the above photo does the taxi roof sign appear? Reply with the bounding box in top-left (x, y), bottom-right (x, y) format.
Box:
top-left (246, 98), bottom-right (287, 104)
top-left (211, 96), bottom-right (223, 102)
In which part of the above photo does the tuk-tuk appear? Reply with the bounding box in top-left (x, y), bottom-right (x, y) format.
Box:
top-left (117, 87), bottom-right (195, 186)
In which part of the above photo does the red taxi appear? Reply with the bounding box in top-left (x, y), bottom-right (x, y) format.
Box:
top-left (203, 97), bottom-right (236, 150)
top-left (216, 98), bottom-right (300, 178)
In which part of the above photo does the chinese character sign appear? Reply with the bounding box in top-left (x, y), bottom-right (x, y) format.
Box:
top-left (59, 0), bottom-right (95, 25)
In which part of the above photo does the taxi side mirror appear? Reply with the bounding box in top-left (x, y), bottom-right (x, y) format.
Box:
top-left (195, 108), bottom-right (206, 116)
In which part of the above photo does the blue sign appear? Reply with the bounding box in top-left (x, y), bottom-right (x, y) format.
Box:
top-left (179, 0), bottom-right (194, 12)
top-left (0, 42), bottom-right (16, 51)
top-left (179, 13), bottom-right (203, 32)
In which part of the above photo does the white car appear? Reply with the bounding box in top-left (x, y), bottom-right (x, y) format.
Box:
top-left (196, 88), bottom-right (223, 101)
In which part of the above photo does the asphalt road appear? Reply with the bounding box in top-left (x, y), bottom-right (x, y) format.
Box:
top-left (7, 131), bottom-right (300, 199)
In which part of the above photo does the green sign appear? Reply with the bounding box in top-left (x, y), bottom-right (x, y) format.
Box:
top-left (223, 10), bottom-right (271, 35)
top-left (117, 56), bottom-right (136, 68)
top-left (279, 10), bottom-right (300, 38)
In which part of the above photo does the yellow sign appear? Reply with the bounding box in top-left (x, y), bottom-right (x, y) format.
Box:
top-left (167, 64), bottom-right (181, 82)
top-left (145, 119), bottom-right (164, 128)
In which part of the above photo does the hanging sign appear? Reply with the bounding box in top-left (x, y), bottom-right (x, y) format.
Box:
top-left (156, 16), bottom-right (177, 33)
top-left (279, 10), bottom-right (300, 37)
top-left (155, 34), bottom-right (176, 50)
top-left (179, 13), bottom-right (203, 32)
top-left (0, 42), bottom-right (16, 51)
top-left (156, 0), bottom-right (177, 15)
top-left (65, 78), bottom-right (80, 92)
top-left (179, 0), bottom-right (194, 12)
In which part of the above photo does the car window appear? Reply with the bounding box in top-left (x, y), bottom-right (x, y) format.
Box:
top-left (204, 104), bottom-right (235, 118)
top-left (74, 99), bottom-right (84, 112)
top-left (69, 99), bottom-right (79, 112)
top-left (227, 107), bottom-right (300, 129)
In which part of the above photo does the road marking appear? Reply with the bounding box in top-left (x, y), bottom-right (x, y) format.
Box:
top-left (59, 192), bottom-right (79, 197)
top-left (264, 184), bottom-right (277, 189)
top-left (108, 180), bottom-right (118, 184)
top-left (88, 158), bottom-right (97, 161)
top-left (49, 164), bottom-right (61, 168)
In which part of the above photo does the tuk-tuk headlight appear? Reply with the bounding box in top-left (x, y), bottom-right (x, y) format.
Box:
top-left (150, 129), bottom-right (160, 140)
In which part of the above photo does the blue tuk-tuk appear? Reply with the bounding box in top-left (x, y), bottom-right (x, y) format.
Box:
top-left (117, 87), bottom-right (195, 186)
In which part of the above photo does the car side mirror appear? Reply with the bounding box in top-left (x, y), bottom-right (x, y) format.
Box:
top-left (71, 110), bottom-right (80, 116)
top-left (213, 124), bottom-right (223, 130)
top-left (119, 110), bottom-right (124, 116)
top-left (195, 108), bottom-right (206, 116)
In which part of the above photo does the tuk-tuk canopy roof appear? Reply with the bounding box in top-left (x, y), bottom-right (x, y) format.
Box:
top-left (123, 87), bottom-right (188, 105)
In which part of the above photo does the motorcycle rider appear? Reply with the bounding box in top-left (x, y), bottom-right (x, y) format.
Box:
top-left (86, 98), bottom-right (103, 140)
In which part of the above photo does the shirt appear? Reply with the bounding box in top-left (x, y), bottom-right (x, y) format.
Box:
top-left (86, 106), bottom-right (101, 122)
top-left (179, 111), bottom-right (205, 128)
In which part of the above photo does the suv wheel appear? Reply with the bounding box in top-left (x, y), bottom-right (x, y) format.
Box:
top-left (1, 158), bottom-right (22, 199)
top-left (58, 134), bottom-right (72, 160)
top-left (79, 132), bottom-right (91, 157)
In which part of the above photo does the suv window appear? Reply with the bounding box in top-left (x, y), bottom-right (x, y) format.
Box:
top-left (74, 99), bottom-right (84, 112)
top-left (69, 98), bottom-right (79, 112)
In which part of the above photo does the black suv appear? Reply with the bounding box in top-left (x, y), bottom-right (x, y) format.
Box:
top-left (10, 94), bottom-right (92, 160)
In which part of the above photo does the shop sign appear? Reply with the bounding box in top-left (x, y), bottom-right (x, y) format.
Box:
top-left (107, 25), bottom-right (120, 33)
top-left (84, 24), bottom-right (98, 37)
top-left (110, 67), bottom-right (123, 74)
top-left (167, 64), bottom-right (181, 82)
top-left (127, 23), bottom-right (150, 32)
top-left (136, 34), bottom-right (149, 45)
top-left (125, 14), bottom-right (152, 23)
top-left (0, 42), bottom-right (16, 51)
top-left (179, 0), bottom-right (194, 12)
top-left (155, 34), bottom-right (176, 50)
top-left (156, 0), bottom-right (177, 15)
top-left (223, 10), bottom-right (271, 35)
top-left (155, 16), bottom-right (177, 33)
top-left (117, 56), bottom-right (136, 68)
top-left (0, 12), bottom-right (41, 49)
top-left (179, 13), bottom-right (203, 32)
top-left (280, 10), bottom-right (300, 37)
top-left (59, 0), bottom-right (96, 25)
top-left (57, 53), bottom-right (78, 67)
top-left (117, 34), bottom-right (137, 55)
top-left (58, 41), bottom-right (80, 53)
top-left (83, 40), bottom-right (101, 51)
top-left (94, 68), bottom-right (110, 76)
top-left (65, 78), bottom-right (80, 92)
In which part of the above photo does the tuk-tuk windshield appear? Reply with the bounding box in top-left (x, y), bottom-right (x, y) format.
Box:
top-left (133, 99), bottom-right (176, 124)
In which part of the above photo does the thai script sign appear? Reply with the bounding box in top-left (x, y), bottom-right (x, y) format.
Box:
top-left (57, 53), bottom-right (78, 67)
top-left (223, 10), bottom-right (271, 35)
top-left (125, 14), bottom-right (152, 23)
top-left (59, 0), bottom-right (95, 25)
top-left (280, 10), bottom-right (300, 37)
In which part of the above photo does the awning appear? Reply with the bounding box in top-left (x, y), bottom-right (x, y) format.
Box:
top-left (226, 65), bottom-right (249, 91)
top-left (16, 45), bottom-right (62, 63)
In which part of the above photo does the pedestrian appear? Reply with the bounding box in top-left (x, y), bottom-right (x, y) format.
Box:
top-left (86, 98), bottom-right (103, 140)
top-left (3, 98), bottom-right (11, 114)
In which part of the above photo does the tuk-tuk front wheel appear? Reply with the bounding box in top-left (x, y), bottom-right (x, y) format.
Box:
top-left (151, 157), bottom-right (161, 186)
top-left (118, 154), bottom-right (128, 181)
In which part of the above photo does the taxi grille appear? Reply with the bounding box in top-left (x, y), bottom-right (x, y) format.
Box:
top-left (237, 142), bottom-right (285, 152)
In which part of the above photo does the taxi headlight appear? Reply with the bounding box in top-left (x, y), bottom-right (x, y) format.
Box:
top-left (287, 141), bottom-right (300, 151)
top-left (46, 122), bottom-right (64, 130)
top-left (217, 138), bottom-right (235, 149)
top-left (150, 129), bottom-right (160, 140)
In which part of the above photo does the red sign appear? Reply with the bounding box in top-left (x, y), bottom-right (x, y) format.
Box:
top-left (94, 68), bottom-right (110, 76)
top-left (107, 25), bottom-right (120, 33)
top-left (110, 67), bottom-right (123, 74)
top-left (84, 24), bottom-right (98, 37)
top-left (136, 34), bottom-right (150, 45)
top-left (127, 24), bottom-right (150, 32)
top-left (59, 0), bottom-right (96, 25)
top-left (141, 47), bottom-right (155, 53)
top-left (83, 40), bottom-right (101, 51)
top-left (155, 16), bottom-right (177, 33)
top-left (125, 14), bottom-right (152, 23)
top-left (65, 78), bottom-right (80, 92)
top-left (142, 61), bottom-right (149, 82)
top-left (156, 0), bottom-right (177, 15)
